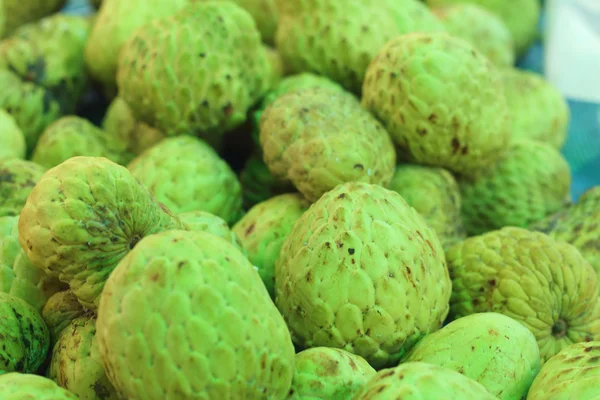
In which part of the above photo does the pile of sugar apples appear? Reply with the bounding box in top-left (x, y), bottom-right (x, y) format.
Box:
top-left (0, 0), bottom-right (598, 399)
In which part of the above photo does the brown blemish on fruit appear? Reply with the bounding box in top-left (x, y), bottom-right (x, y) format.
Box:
top-left (451, 138), bottom-right (460, 154)
top-left (488, 329), bottom-right (498, 336)
top-left (245, 223), bottom-right (256, 236)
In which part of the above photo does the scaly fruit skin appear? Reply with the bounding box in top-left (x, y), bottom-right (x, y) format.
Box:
top-left (433, 4), bottom-right (515, 67)
top-left (387, 164), bottom-right (466, 250)
top-left (0, 110), bottom-right (26, 160)
top-left (97, 230), bottom-right (295, 399)
top-left (353, 362), bottom-right (497, 400)
top-left (362, 33), bottom-right (510, 175)
top-left (118, 2), bottom-right (271, 143)
top-left (502, 68), bottom-right (570, 148)
top-left (0, 292), bottom-right (49, 373)
top-left (276, 182), bottom-right (450, 368)
top-left (128, 136), bottom-right (243, 224)
top-left (0, 373), bottom-right (77, 399)
top-left (404, 312), bottom-right (540, 400)
top-left (527, 341), bottom-right (600, 400)
top-left (233, 193), bottom-right (309, 298)
top-left (178, 210), bottom-right (246, 255)
top-left (42, 290), bottom-right (86, 346)
top-left (239, 153), bottom-right (295, 209)
top-left (425, 0), bottom-right (540, 55)
top-left (32, 116), bottom-right (134, 169)
top-left (260, 88), bottom-right (396, 202)
top-left (0, 0), bottom-right (66, 37)
top-left (459, 140), bottom-right (571, 235)
top-left (49, 317), bottom-right (119, 400)
top-left (447, 227), bottom-right (600, 363)
top-left (18, 156), bottom-right (184, 310)
top-left (290, 347), bottom-right (376, 400)
top-left (0, 158), bottom-right (45, 217)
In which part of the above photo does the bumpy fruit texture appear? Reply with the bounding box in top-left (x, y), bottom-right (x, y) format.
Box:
top-left (233, 193), bottom-right (309, 298)
top-left (404, 312), bottom-right (540, 400)
top-left (97, 230), bottom-right (295, 399)
top-left (433, 4), bottom-right (515, 67)
top-left (276, 182), bottom-right (450, 368)
top-left (239, 153), bottom-right (295, 208)
top-left (178, 210), bottom-right (246, 254)
top-left (265, 45), bottom-right (284, 89)
top-left (362, 33), bottom-right (510, 175)
top-left (502, 68), bottom-right (570, 148)
top-left (0, 292), bottom-right (49, 373)
top-left (18, 156), bottom-right (184, 309)
top-left (0, 110), bottom-right (26, 160)
top-left (0, 158), bottom-right (45, 217)
top-left (0, 0), bottom-right (66, 37)
top-left (426, 0), bottom-right (540, 55)
top-left (42, 290), bottom-right (86, 346)
top-left (260, 88), bottom-right (396, 202)
top-left (118, 2), bottom-right (272, 144)
top-left (353, 362), bottom-right (497, 400)
top-left (387, 164), bottom-right (466, 250)
top-left (460, 140), bottom-right (571, 235)
top-left (527, 341), bottom-right (600, 400)
top-left (49, 317), bottom-right (119, 400)
top-left (32, 116), bottom-right (134, 169)
top-left (128, 136), bottom-right (243, 224)
top-left (447, 227), bottom-right (600, 363)
top-left (0, 373), bottom-right (77, 399)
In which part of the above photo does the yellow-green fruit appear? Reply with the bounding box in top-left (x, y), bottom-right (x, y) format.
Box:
top-left (527, 341), bottom-right (600, 400)
top-left (265, 45), bottom-right (284, 88)
top-left (0, 158), bottom-right (45, 217)
top-left (425, 0), bottom-right (540, 55)
top-left (433, 4), bottom-right (515, 67)
top-left (0, 292), bottom-right (49, 373)
top-left (404, 312), bottom-right (540, 400)
top-left (0, 110), bottom-right (26, 160)
top-left (49, 317), bottom-right (119, 400)
top-left (289, 347), bottom-right (376, 400)
top-left (117, 2), bottom-right (271, 143)
top-left (276, 182), bottom-right (450, 368)
top-left (239, 153), bottom-right (295, 209)
top-left (128, 136), bottom-right (243, 224)
top-left (233, 193), bottom-right (309, 298)
top-left (362, 33), bottom-right (510, 175)
top-left (0, 373), bottom-right (77, 399)
top-left (0, 0), bottom-right (66, 38)
top-left (353, 362), bottom-right (497, 400)
top-left (18, 156), bottom-right (184, 309)
top-left (447, 227), bottom-right (600, 363)
top-left (387, 164), bottom-right (466, 250)
top-left (42, 290), bottom-right (86, 347)
top-left (32, 116), bottom-right (134, 169)
top-left (0, 2), bottom-right (4, 38)
top-left (459, 140), bottom-right (571, 235)
top-left (97, 230), bottom-right (295, 399)
top-left (502, 68), bottom-right (570, 148)
top-left (178, 210), bottom-right (246, 254)
top-left (260, 88), bottom-right (396, 202)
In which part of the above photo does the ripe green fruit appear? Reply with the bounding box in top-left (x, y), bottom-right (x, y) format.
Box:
top-left (0, 158), bottom-right (45, 217)
top-left (404, 312), bottom-right (540, 399)
top-left (447, 227), bottom-right (600, 363)
top-left (42, 290), bottom-right (86, 346)
top-left (239, 153), bottom-right (295, 209)
top-left (0, 110), bottom-right (26, 160)
top-left (276, 182), bottom-right (450, 368)
top-left (0, 0), bottom-right (66, 37)
top-left (97, 230), bottom-right (295, 399)
top-left (362, 33), bottom-right (511, 175)
top-left (0, 373), bottom-right (77, 399)
top-left (178, 210), bottom-right (246, 254)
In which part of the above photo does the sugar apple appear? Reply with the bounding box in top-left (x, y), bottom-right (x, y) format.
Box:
top-left (0, 373), bottom-right (77, 399)
top-left (239, 153), bottom-right (295, 209)
top-left (0, 110), bottom-right (26, 160)
top-left (0, 158), bottom-right (45, 217)
top-left (42, 290), bottom-right (86, 346)
top-left (0, 0), bottom-right (66, 37)
top-left (178, 210), bottom-right (245, 254)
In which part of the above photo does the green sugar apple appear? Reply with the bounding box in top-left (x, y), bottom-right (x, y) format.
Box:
top-left (0, 373), bottom-right (77, 399)
top-left (0, 110), bottom-right (26, 160)
top-left (178, 210), bottom-right (245, 254)
top-left (128, 135), bottom-right (243, 224)
top-left (233, 193), bottom-right (310, 298)
top-left (353, 362), bottom-right (497, 400)
top-left (0, 292), bottom-right (49, 373)
top-left (447, 227), bottom-right (600, 363)
top-left (260, 88), bottom-right (396, 202)
top-left (117, 2), bottom-right (272, 144)
top-left (42, 290), bottom-right (86, 346)
top-left (97, 230), bottom-right (295, 399)
top-left (18, 156), bottom-right (185, 309)
top-left (0, 158), bottom-right (45, 217)
top-left (459, 140), bottom-right (571, 235)
top-left (265, 45), bottom-right (284, 89)
top-left (404, 312), bottom-right (540, 399)
top-left (289, 347), bottom-right (376, 400)
top-left (527, 341), bottom-right (600, 400)
top-left (433, 4), bottom-right (515, 67)
top-left (32, 116), bottom-right (134, 169)
top-left (362, 32), bottom-right (511, 175)
top-left (502, 68), bottom-right (570, 148)
top-left (49, 317), bottom-right (119, 400)
top-left (387, 164), bottom-right (466, 250)
top-left (0, 0), bottom-right (66, 38)
top-left (276, 182), bottom-right (450, 368)
top-left (239, 153), bottom-right (295, 209)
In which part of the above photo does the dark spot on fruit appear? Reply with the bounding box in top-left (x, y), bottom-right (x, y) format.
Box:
top-left (245, 223), bottom-right (256, 236)
top-left (462, 146), bottom-right (469, 155)
top-left (199, 52), bottom-right (206, 58)
top-left (223, 103), bottom-right (233, 117)
top-left (585, 346), bottom-right (594, 352)
top-left (129, 235), bottom-right (141, 249)
top-left (389, 72), bottom-right (398, 79)
top-left (150, 273), bottom-right (159, 281)
top-left (338, 193), bottom-right (346, 199)
top-left (354, 164), bottom-right (364, 170)
top-left (225, 257), bottom-right (230, 262)
top-left (348, 248), bottom-right (355, 255)
top-left (177, 262), bottom-right (184, 270)
top-left (381, 370), bottom-right (395, 378)
top-left (406, 267), bottom-right (411, 275)
top-left (471, 346), bottom-right (475, 351)
top-left (202, 100), bottom-right (209, 107)
top-left (428, 114), bottom-right (437, 122)
top-left (93, 381), bottom-right (112, 399)
top-left (552, 319), bottom-right (568, 338)
top-left (451, 138), bottom-right (460, 154)
top-left (488, 279), bottom-right (496, 286)
top-left (306, 271), bottom-right (312, 283)
top-left (417, 128), bottom-right (427, 136)
top-left (336, 241), bottom-right (343, 248)
top-left (488, 329), bottom-right (498, 336)
top-left (377, 386), bottom-right (385, 393)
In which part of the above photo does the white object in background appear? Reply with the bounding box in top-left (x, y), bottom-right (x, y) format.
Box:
top-left (545, 0), bottom-right (600, 103)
